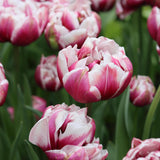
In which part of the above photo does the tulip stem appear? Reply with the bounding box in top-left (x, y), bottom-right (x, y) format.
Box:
top-left (85, 103), bottom-right (92, 116)
top-left (142, 85), bottom-right (160, 139)
top-left (138, 8), bottom-right (143, 74)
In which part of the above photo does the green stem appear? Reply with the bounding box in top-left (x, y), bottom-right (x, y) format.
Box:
top-left (85, 103), bottom-right (92, 116)
top-left (138, 8), bottom-right (143, 74)
top-left (142, 85), bottom-right (160, 139)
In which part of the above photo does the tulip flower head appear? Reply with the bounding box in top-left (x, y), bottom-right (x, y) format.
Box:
top-left (7, 107), bottom-right (14, 120)
top-left (0, 0), bottom-right (49, 46)
top-left (35, 55), bottom-right (62, 91)
top-left (0, 63), bottom-right (9, 106)
top-left (90, 0), bottom-right (115, 12)
top-left (129, 75), bottom-right (156, 106)
top-left (147, 6), bottom-right (160, 47)
top-left (123, 138), bottom-right (160, 159)
top-left (45, 0), bottom-right (101, 49)
top-left (29, 103), bottom-right (108, 160)
top-left (57, 36), bottom-right (133, 103)
top-left (116, 0), bottom-right (145, 19)
top-left (32, 95), bottom-right (47, 113)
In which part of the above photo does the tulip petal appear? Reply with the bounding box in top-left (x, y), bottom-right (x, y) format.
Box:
top-left (63, 68), bottom-right (101, 103)
top-left (29, 117), bottom-right (51, 151)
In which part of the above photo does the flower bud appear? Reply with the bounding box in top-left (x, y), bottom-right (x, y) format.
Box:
top-left (91, 0), bottom-right (115, 12)
top-left (57, 36), bottom-right (133, 103)
top-left (35, 55), bottom-right (62, 91)
top-left (147, 6), bottom-right (160, 46)
top-left (0, 63), bottom-right (9, 106)
top-left (32, 95), bottom-right (47, 113)
top-left (116, 0), bottom-right (145, 19)
top-left (129, 75), bottom-right (156, 106)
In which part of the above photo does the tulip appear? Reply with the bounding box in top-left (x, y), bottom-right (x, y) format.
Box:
top-left (35, 55), bottom-right (62, 91)
top-left (90, 0), bottom-right (115, 12)
top-left (0, 63), bottom-right (9, 106)
top-left (145, 0), bottom-right (160, 7)
top-left (156, 45), bottom-right (160, 62)
top-left (147, 6), bottom-right (160, 46)
top-left (29, 103), bottom-right (98, 157)
top-left (32, 95), bottom-right (47, 113)
top-left (45, 0), bottom-right (101, 49)
top-left (7, 107), bottom-right (14, 120)
top-left (129, 75), bottom-right (156, 106)
top-left (123, 137), bottom-right (160, 160)
top-left (116, 0), bottom-right (145, 19)
top-left (0, 0), bottom-right (49, 46)
top-left (46, 138), bottom-right (108, 160)
top-left (57, 36), bottom-right (133, 103)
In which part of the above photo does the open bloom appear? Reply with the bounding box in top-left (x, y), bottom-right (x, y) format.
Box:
top-left (123, 138), bottom-right (160, 160)
top-left (57, 36), bottom-right (133, 103)
top-left (46, 138), bottom-right (108, 160)
top-left (129, 75), bottom-right (156, 106)
top-left (35, 55), bottom-right (62, 91)
top-left (0, 63), bottom-right (9, 106)
top-left (90, 0), bottom-right (115, 12)
top-left (0, 0), bottom-right (49, 46)
top-left (29, 103), bottom-right (108, 160)
top-left (147, 6), bottom-right (160, 46)
top-left (45, 0), bottom-right (101, 49)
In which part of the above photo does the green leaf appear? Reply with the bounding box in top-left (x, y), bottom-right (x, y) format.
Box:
top-left (25, 105), bottom-right (42, 117)
top-left (124, 88), bottom-right (133, 139)
top-left (24, 140), bottom-right (40, 160)
top-left (115, 88), bottom-right (130, 160)
top-left (9, 121), bottom-right (23, 160)
top-left (142, 85), bottom-right (160, 139)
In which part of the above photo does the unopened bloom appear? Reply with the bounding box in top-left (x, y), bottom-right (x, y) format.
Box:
top-left (35, 55), bottom-right (62, 91)
top-left (123, 138), bottom-right (160, 160)
top-left (0, 0), bottom-right (49, 46)
top-left (0, 63), bottom-right (9, 106)
top-left (147, 6), bottom-right (160, 46)
top-left (45, 0), bottom-right (101, 49)
top-left (7, 107), bottom-right (14, 120)
top-left (116, 0), bottom-right (145, 19)
top-left (145, 0), bottom-right (160, 7)
top-left (28, 103), bottom-right (107, 160)
top-left (129, 75), bottom-right (156, 106)
top-left (91, 0), bottom-right (115, 12)
top-left (57, 36), bottom-right (133, 103)
top-left (32, 95), bottom-right (47, 113)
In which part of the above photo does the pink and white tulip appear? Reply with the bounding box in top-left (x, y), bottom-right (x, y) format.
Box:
top-left (35, 55), bottom-right (62, 91)
top-left (123, 138), bottom-right (160, 160)
top-left (116, 0), bottom-right (145, 19)
top-left (0, 0), bottom-right (49, 46)
top-left (32, 95), bottom-right (47, 113)
top-left (45, 0), bottom-right (101, 49)
top-left (57, 36), bottom-right (133, 103)
top-left (46, 138), bottom-right (108, 160)
top-left (147, 6), bottom-right (160, 46)
top-left (90, 0), bottom-right (115, 12)
top-left (29, 103), bottom-right (98, 158)
top-left (7, 107), bottom-right (14, 120)
top-left (129, 75), bottom-right (156, 106)
top-left (0, 63), bottom-right (9, 106)
top-left (145, 0), bottom-right (160, 7)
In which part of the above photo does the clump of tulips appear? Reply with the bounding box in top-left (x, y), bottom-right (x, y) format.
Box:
top-left (0, 0), bottom-right (159, 160)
